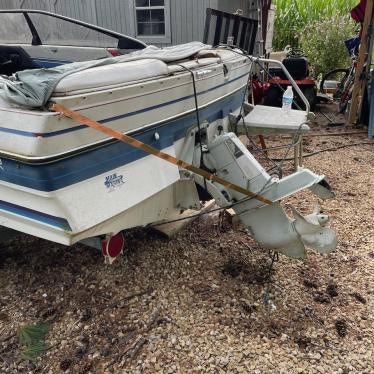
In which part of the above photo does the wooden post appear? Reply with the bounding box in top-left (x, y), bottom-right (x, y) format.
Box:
top-left (258, 135), bottom-right (268, 155)
top-left (348, 0), bottom-right (374, 125)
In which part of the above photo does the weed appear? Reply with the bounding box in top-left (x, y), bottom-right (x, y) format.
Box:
top-left (19, 323), bottom-right (50, 361)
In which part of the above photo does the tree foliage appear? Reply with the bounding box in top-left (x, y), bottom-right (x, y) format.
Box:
top-left (300, 14), bottom-right (356, 78)
top-left (272, 0), bottom-right (358, 77)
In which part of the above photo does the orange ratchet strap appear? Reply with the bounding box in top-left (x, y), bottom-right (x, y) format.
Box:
top-left (51, 103), bottom-right (272, 205)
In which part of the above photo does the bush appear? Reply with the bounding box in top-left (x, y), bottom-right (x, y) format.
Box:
top-left (299, 14), bottom-right (356, 78)
top-left (273, 0), bottom-right (357, 50)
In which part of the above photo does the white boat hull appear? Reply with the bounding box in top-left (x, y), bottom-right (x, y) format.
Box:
top-left (0, 49), bottom-right (250, 244)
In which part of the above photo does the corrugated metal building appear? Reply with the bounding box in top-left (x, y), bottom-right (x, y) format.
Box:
top-left (0, 0), bottom-right (260, 48)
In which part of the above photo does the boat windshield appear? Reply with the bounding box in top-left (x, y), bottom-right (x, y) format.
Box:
top-left (28, 13), bottom-right (119, 47)
top-left (0, 10), bottom-right (146, 50)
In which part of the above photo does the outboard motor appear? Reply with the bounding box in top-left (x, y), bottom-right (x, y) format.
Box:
top-left (196, 133), bottom-right (337, 259)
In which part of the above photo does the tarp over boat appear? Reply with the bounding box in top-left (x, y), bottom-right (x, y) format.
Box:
top-left (0, 42), bottom-right (210, 109)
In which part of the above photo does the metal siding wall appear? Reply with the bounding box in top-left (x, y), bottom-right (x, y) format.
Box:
top-left (95, 0), bottom-right (134, 36)
top-left (19, 0), bottom-right (51, 10)
top-left (170, 0), bottom-right (180, 45)
top-left (0, 0), bottom-right (51, 9)
top-left (0, 0), bottom-right (16, 9)
top-left (172, 0), bottom-right (190, 44)
top-left (170, 0), bottom-right (218, 45)
top-left (186, 0), bottom-right (193, 42)
top-left (217, 0), bottom-right (251, 17)
top-left (192, 0), bottom-right (203, 41)
top-left (54, 0), bottom-right (98, 23)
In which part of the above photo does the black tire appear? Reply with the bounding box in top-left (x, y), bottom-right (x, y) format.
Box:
top-left (301, 85), bottom-right (317, 111)
top-left (263, 85), bottom-right (283, 108)
top-left (320, 68), bottom-right (350, 98)
top-left (338, 79), bottom-right (354, 114)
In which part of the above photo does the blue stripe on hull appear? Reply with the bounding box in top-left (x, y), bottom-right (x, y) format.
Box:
top-left (0, 88), bottom-right (245, 192)
top-left (33, 58), bottom-right (72, 68)
top-left (0, 199), bottom-right (71, 230)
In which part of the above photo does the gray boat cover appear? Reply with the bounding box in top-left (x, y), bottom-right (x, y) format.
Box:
top-left (0, 42), bottom-right (210, 109)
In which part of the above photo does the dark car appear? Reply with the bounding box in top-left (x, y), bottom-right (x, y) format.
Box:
top-left (0, 9), bottom-right (146, 75)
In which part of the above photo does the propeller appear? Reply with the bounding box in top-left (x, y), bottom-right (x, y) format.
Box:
top-left (290, 204), bottom-right (337, 254)
top-left (237, 203), bottom-right (337, 259)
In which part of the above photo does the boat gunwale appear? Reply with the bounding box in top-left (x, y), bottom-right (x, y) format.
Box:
top-left (0, 53), bottom-right (249, 116)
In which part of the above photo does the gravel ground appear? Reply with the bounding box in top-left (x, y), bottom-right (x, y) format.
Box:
top-left (0, 103), bottom-right (373, 374)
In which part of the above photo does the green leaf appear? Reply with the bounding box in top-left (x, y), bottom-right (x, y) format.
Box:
top-left (19, 323), bottom-right (50, 362)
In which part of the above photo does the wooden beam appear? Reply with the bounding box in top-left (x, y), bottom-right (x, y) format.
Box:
top-left (258, 135), bottom-right (268, 155)
top-left (348, 0), bottom-right (374, 125)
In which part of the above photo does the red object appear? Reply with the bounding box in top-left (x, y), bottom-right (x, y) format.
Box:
top-left (106, 48), bottom-right (121, 57)
top-left (251, 78), bottom-right (270, 104)
top-left (351, 0), bottom-right (367, 23)
top-left (258, 135), bottom-right (268, 155)
top-left (101, 232), bottom-right (125, 259)
top-left (268, 77), bottom-right (315, 86)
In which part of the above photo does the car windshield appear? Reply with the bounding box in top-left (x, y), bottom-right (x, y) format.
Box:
top-left (28, 13), bottom-right (119, 47)
top-left (0, 13), bottom-right (33, 43)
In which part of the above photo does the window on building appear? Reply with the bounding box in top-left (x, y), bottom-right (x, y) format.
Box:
top-left (135, 0), bottom-right (166, 36)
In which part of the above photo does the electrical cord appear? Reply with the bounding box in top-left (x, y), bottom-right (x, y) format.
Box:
top-left (213, 44), bottom-right (308, 175)
top-left (151, 170), bottom-right (275, 229)
top-left (150, 48), bottom-right (374, 228)
top-left (251, 137), bottom-right (302, 152)
top-left (220, 47), bottom-right (373, 167)
top-left (245, 48), bottom-right (307, 175)
top-left (225, 62), bottom-right (284, 176)
top-left (270, 141), bottom-right (374, 162)
top-left (149, 136), bottom-right (372, 229)
top-left (230, 55), bottom-right (285, 176)
top-left (214, 44), bottom-right (305, 111)
top-left (151, 168), bottom-right (275, 229)
top-left (176, 63), bottom-right (210, 191)
top-left (176, 64), bottom-right (204, 163)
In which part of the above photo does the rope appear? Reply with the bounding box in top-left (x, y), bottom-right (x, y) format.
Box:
top-left (51, 48), bottom-right (371, 229)
top-left (51, 103), bottom-right (272, 205)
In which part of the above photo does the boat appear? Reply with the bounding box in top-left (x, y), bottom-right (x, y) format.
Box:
top-left (0, 12), bottom-right (337, 262)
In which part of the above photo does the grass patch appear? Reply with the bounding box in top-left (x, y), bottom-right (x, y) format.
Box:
top-left (19, 323), bottom-right (50, 361)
